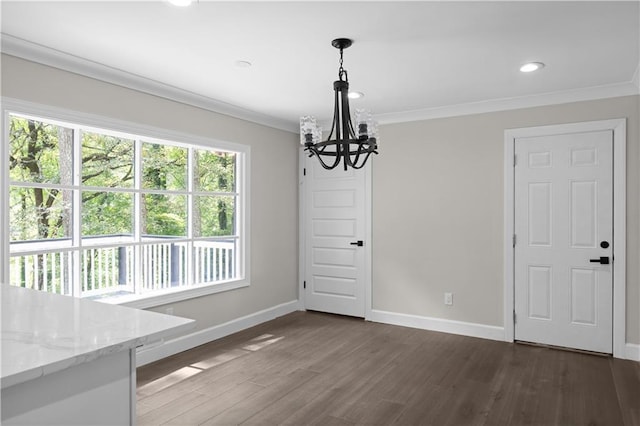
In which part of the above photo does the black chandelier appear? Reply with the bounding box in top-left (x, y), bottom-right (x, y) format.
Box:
top-left (300, 38), bottom-right (379, 171)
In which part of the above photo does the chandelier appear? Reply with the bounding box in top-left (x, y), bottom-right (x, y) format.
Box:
top-left (300, 38), bottom-right (379, 171)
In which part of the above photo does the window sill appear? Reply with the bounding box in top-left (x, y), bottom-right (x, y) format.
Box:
top-left (96, 279), bottom-right (249, 310)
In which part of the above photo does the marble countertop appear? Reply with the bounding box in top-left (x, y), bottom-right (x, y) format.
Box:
top-left (1, 285), bottom-right (195, 388)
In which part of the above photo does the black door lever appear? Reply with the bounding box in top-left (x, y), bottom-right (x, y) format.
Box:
top-left (350, 240), bottom-right (364, 247)
top-left (589, 256), bottom-right (610, 264)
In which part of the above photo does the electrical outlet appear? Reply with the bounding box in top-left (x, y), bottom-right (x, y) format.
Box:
top-left (165, 307), bottom-right (174, 315)
top-left (444, 292), bottom-right (453, 306)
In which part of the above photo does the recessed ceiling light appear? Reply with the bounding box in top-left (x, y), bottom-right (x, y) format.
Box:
top-left (235, 60), bottom-right (252, 68)
top-left (520, 62), bottom-right (545, 73)
top-left (348, 91), bottom-right (364, 99)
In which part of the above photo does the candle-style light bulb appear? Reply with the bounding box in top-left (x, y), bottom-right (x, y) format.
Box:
top-left (299, 116), bottom-right (319, 146)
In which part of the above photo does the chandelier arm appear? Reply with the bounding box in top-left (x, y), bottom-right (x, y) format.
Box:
top-left (306, 143), bottom-right (343, 169)
top-left (349, 140), bottom-right (365, 168)
top-left (320, 143), bottom-right (343, 168)
top-left (315, 140), bottom-right (341, 150)
top-left (345, 143), bottom-right (375, 156)
top-left (332, 153), bottom-right (343, 168)
top-left (328, 86), bottom-right (341, 142)
top-left (317, 155), bottom-right (339, 170)
top-left (354, 141), bottom-right (379, 168)
top-left (338, 84), bottom-right (345, 142)
top-left (351, 151), bottom-right (373, 169)
top-left (341, 86), bottom-right (357, 140)
top-left (340, 87), bottom-right (353, 171)
top-left (316, 148), bottom-right (343, 169)
top-left (340, 86), bottom-right (352, 142)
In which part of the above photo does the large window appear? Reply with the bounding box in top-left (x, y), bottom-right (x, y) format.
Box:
top-left (3, 108), bottom-right (248, 307)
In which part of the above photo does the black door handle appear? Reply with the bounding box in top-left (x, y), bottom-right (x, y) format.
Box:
top-left (590, 256), bottom-right (610, 264)
top-left (350, 240), bottom-right (364, 247)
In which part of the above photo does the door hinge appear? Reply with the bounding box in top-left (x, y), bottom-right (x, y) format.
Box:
top-left (513, 310), bottom-right (517, 324)
top-left (303, 168), bottom-right (306, 176)
top-left (513, 234), bottom-right (516, 247)
top-left (303, 280), bottom-right (306, 289)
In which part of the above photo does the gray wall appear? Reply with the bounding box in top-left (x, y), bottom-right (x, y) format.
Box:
top-left (374, 95), bottom-right (639, 344)
top-left (3, 54), bottom-right (638, 346)
top-left (1, 54), bottom-right (300, 333)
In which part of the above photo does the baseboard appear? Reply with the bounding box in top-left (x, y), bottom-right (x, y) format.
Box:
top-left (135, 302), bottom-right (637, 366)
top-left (369, 309), bottom-right (505, 342)
top-left (625, 343), bottom-right (640, 362)
top-left (370, 310), bottom-right (639, 361)
top-left (136, 300), bottom-right (300, 367)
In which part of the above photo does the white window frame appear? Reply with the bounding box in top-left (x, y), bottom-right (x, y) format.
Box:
top-left (1, 97), bottom-right (251, 309)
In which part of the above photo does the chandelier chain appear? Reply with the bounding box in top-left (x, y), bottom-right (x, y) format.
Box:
top-left (338, 48), bottom-right (347, 81)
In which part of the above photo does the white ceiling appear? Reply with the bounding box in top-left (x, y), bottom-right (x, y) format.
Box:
top-left (1, 1), bottom-right (639, 132)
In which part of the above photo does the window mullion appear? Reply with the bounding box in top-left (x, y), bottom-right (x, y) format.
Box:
top-left (72, 127), bottom-right (82, 297)
top-left (1, 111), bottom-right (9, 284)
top-left (187, 147), bottom-right (194, 287)
top-left (133, 138), bottom-right (143, 295)
top-left (236, 153), bottom-right (243, 280)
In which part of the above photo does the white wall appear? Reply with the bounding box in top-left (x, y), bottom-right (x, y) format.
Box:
top-left (1, 54), bottom-right (300, 333)
top-left (374, 95), bottom-right (640, 345)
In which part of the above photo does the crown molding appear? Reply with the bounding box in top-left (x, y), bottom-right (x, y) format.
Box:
top-left (1, 34), bottom-right (299, 133)
top-left (2, 33), bottom-right (638, 131)
top-left (632, 61), bottom-right (640, 90)
top-left (376, 81), bottom-right (640, 125)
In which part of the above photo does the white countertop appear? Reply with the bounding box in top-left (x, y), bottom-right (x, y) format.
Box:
top-left (1, 285), bottom-right (195, 388)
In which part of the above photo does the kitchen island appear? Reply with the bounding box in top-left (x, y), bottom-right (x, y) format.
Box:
top-left (1, 285), bottom-right (194, 425)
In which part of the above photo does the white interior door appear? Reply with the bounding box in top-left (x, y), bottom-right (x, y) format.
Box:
top-left (514, 130), bottom-right (613, 353)
top-left (302, 155), bottom-right (368, 318)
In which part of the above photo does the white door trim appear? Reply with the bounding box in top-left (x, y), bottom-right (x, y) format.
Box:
top-left (504, 119), bottom-right (626, 358)
top-left (364, 160), bottom-right (373, 320)
top-left (298, 148), bottom-right (307, 311)
top-left (298, 148), bottom-right (373, 319)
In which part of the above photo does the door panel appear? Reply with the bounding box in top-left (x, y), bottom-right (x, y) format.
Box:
top-left (528, 182), bottom-right (552, 246)
top-left (514, 130), bottom-right (613, 353)
top-left (303, 156), bottom-right (367, 317)
top-left (527, 265), bottom-right (551, 320)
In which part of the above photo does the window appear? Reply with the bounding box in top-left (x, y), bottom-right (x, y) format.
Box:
top-left (3, 107), bottom-right (249, 307)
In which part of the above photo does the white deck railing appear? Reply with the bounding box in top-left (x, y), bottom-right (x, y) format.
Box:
top-left (9, 238), bottom-right (234, 297)
top-left (9, 251), bottom-right (73, 296)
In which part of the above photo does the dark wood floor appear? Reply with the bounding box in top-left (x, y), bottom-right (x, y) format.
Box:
top-left (137, 311), bottom-right (640, 426)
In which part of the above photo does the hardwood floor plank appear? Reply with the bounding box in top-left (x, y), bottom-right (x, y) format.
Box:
top-left (137, 391), bottom-right (211, 425)
top-left (136, 312), bottom-right (639, 426)
top-left (161, 381), bottom-right (265, 425)
top-left (200, 368), bottom-right (319, 425)
top-left (390, 381), bottom-right (448, 425)
top-left (552, 350), bottom-right (623, 426)
top-left (240, 388), bottom-right (320, 425)
top-left (192, 370), bottom-right (254, 397)
top-left (341, 399), bottom-right (405, 425)
top-left (137, 365), bottom-right (203, 397)
top-left (138, 370), bottom-right (254, 417)
top-left (137, 362), bottom-right (251, 411)
top-left (314, 415), bottom-right (357, 426)
top-left (241, 335), bottom-right (402, 425)
top-left (610, 357), bottom-right (640, 426)
top-left (190, 347), bottom-right (251, 369)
